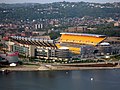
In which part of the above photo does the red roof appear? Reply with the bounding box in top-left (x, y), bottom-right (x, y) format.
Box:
top-left (3, 36), bottom-right (9, 41)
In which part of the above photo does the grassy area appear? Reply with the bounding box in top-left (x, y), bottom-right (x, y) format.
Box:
top-left (110, 55), bottom-right (120, 61)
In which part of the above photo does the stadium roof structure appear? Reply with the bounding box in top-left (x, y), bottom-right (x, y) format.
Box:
top-left (59, 33), bottom-right (106, 46)
top-left (10, 36), bottom-right (57, 48)
top-left (60, 33), bottom-right (106, 37)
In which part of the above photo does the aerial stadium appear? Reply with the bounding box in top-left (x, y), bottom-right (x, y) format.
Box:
top-left (8, 32), bottom-right (114, 61)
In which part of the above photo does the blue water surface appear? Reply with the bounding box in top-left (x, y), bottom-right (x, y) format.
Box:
top-left (0, 69), bottom-right (120, 90)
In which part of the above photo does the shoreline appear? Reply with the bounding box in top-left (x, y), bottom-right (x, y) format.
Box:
top-left (0, 63), bottom-right (120, 71)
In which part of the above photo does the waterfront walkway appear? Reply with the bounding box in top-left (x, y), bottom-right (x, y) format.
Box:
top-left (0, 62), bottom-right (120, 71)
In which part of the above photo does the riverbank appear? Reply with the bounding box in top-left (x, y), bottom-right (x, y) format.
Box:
top-left (0, 62), bottom-right (120, 71)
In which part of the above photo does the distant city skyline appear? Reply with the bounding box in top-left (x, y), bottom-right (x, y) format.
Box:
top-left (0, 0), bottom-right (120, 4)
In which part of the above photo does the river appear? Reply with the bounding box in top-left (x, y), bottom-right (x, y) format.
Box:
top-left (0, 69), bottom-right (120, 90)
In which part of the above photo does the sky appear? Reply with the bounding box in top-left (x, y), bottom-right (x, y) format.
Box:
top-left (0, 0), bottom-right (120, 4)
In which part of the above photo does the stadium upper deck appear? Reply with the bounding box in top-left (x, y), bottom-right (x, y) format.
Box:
top-left (59, 33), bottom-right (106, 46)
top-left (10, 36), bottom-right (57, 48)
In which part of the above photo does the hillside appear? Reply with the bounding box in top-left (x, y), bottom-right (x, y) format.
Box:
top-left (0, 2), bottom-right (120, 20)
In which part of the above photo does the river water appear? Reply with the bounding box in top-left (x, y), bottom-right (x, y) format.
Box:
top-left (0, 69), bottom-right (120, 90)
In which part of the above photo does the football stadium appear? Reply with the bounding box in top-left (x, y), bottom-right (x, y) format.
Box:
top-left (8, 32), bottom-right (115, 61)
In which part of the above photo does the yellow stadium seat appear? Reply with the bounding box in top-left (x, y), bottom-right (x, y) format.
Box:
top-left (59, 34), bottom-right (106, 46)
